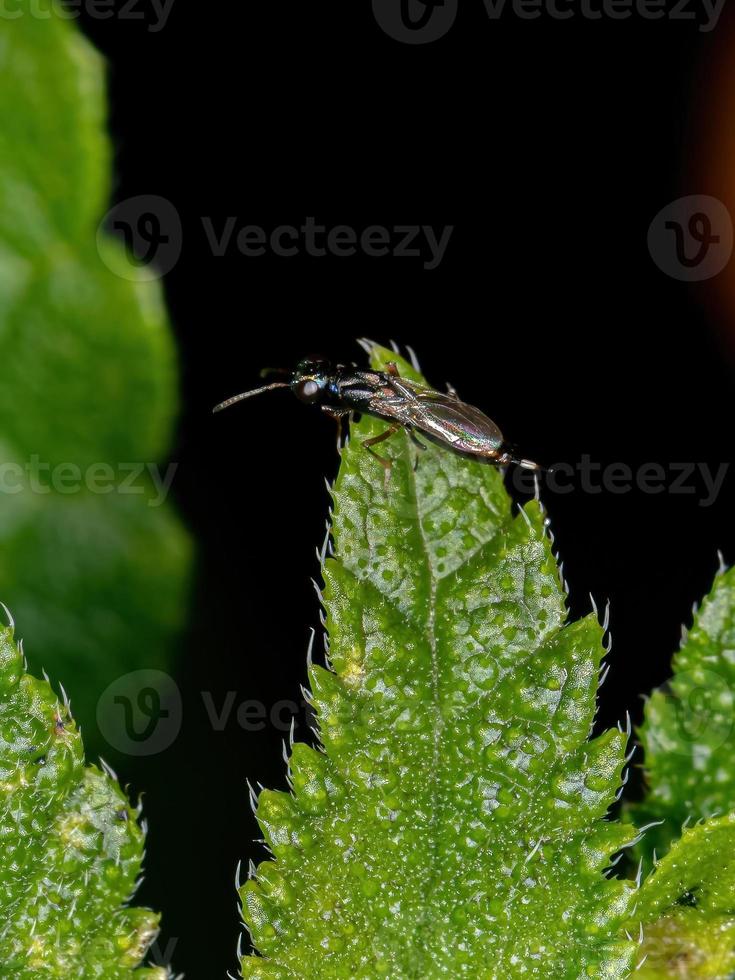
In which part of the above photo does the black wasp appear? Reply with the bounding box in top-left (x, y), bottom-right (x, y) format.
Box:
top-left (214, 342), bottom-right (541, 477)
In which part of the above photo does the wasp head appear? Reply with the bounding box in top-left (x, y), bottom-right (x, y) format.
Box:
top-left (292, 359), bottom-right (332, 404)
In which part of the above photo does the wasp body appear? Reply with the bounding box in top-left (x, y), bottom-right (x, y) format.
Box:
top-left (214, 349), bottom-right (540, 475)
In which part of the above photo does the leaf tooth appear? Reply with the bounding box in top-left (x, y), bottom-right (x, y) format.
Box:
top-left (248, 859), bottom-right (257, 879)
top-left (625, 820), bottom-right (665, 856)
top-left (235, 859), bottom-right (243, 890)
top-left (100, 757), bottom-right (119, 782)
top-left (616, 712), bottom-right (632, 738)
top-left (635, 954), bottom-right (649, 971)
top-left (246, 779), bottom-right (259, 814)
top-left (406, 344), bottom-right (421, 372)
top-left (0, 601), bottom-right (14, 633)
top-left (717, 548), bottom-right (727, 574)
top-left (599, 663), bottom-right (611, 688)
top-left (310, 578), bottom-right (325, 608)
top-left (635, 857), bottom-right (644, 888)
top-left (316, 522), bottom-right (331, 567)
top-left (602, 599), bottom-right (611, 633)
top-left (58, 682), bottom-right (71, 715)
top-left (389, 339), bottom-right (400, 353)
top-left (306, 627), bottom-right (315, 669)
top-left (356, 337), bottom-right (376, 356)
top-left (534, 473), bottom-right (542, 502)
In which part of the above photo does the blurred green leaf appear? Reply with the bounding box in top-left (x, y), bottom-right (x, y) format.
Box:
top-left (0, 2), bottom-right (191, 754)
top-left (0, 620), bottom-right (170, 978)
top-left (628, 565), bottom-right (735, 861)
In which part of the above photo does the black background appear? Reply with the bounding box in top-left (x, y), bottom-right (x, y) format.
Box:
top-left (73, 3), bottom-right (735, 977)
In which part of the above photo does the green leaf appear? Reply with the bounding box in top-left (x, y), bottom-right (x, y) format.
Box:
top-left (0, 2), bottom-right (191, 752)
top-left (0, 619), bottom-right (168, 978)
top-left (629, 565), bottom-right (735, 860)
top-left (633, 812), bottom-right (735, 979)
top-left (239, 343), bottom-right (638, 978)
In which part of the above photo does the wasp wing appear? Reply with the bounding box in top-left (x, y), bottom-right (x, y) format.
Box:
top-left (369, 381), bottom-right (505, 458)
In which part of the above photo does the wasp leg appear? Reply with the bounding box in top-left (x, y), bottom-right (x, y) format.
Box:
top-left (321, 406), bottom-right (351, 450)
top-left (409, 431), bottom-right (427, 471)
top-left (362, 423), bottom-right (401, 488)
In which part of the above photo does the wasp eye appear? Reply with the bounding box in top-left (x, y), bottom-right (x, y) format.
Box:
top-left (298, 379), bottom-right (321, 403)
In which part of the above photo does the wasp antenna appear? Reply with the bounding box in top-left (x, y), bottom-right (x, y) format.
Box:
top-left (259, 367), bottom-right (291, 379)
top-left (212, 382), bottom-right (289, 414)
